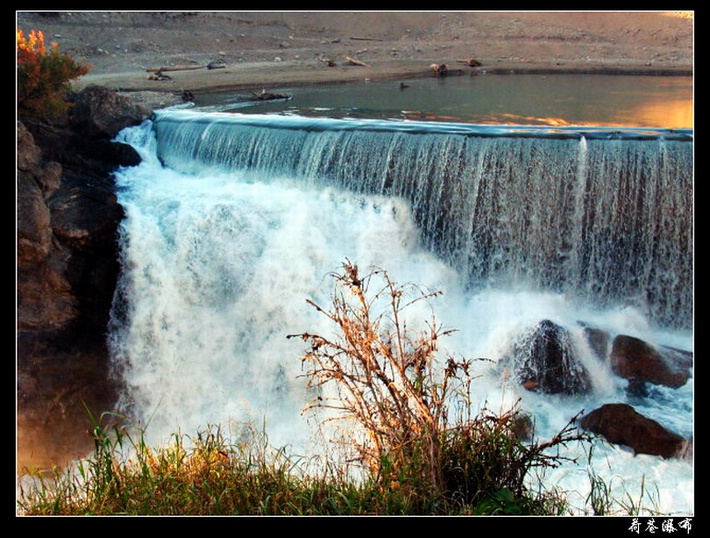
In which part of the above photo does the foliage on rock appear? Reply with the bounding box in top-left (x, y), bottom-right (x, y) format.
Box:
top-left (17, 29), bottom-right (90, 122)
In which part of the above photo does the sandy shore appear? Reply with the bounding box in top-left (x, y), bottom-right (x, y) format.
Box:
top-left (17, 11), bottom-right (694, 105)
top-left (76, 54), bottom-right (693, 96)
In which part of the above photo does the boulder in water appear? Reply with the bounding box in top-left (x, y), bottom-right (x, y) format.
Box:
top-left (503, 319), bottom-right (593, 395)
top-left (610, 335), bottom-right (692, 390)
top-left (579, 403), bottom-right (690, 459)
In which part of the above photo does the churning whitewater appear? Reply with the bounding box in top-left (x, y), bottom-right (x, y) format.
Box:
top-left (109, 110), bottom-right (693, 515)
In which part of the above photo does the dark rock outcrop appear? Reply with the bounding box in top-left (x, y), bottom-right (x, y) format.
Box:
top-left (579, 403), bottom-right (690, 459)
top-left (18, 85), bottom-right (146, 345)
top-left (17, 85), bottom-right (153, 473)
top-left (17, 121), bottom-right (76, 333)
top-left (68, 85), bottom-right (153, 138)
top-left (503, 319), bottom-right (593, 395)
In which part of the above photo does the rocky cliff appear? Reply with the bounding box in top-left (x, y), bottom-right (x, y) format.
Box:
top-left (17, 86), bottom-right (157, 472)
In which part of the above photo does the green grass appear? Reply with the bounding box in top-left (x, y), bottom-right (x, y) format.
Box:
top-left (16, 417), bottom-right (570, 516)
top-left (16, 414), bottom-right (662, 516)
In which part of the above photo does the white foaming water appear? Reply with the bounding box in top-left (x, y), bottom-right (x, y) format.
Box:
top-left (110, 119), bottom-right (693, 516)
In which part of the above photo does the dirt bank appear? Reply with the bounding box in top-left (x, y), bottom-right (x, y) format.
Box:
top-left (18, 11), bottom-right (693, 100)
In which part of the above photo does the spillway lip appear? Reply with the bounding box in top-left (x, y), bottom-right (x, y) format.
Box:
top-left (153, 109), bottom-right (693, 142)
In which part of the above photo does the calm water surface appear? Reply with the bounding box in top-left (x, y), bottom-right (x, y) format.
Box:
top-left (193, 74), bottom-right (693, 129)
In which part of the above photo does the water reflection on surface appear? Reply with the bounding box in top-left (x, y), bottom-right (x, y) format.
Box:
top-left (194, 74), bottom-right (693, 129)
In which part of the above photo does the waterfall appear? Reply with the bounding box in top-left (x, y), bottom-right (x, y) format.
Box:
top-left (152, 110), bottom-right (693, 329)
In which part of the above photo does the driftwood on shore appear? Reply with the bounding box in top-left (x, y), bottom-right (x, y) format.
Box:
top-left (429, 63), bottom-right (448, 77)
top-left (250, 89), bottom-right (292, 101)
top-left (456, 58), bottom-right (483, 67)
top-left (345, 55), bottom-right (371, 67)
top-left (148, 70), bottom-right (172, 81)
top-left (147, 62), bottom-right (226, 81)
top-left (146, 65), bottom-right (205, 73)
top-left (318, 56), bottom-right (337, 67)
top-left (349, 36), bottom-right (385, 42)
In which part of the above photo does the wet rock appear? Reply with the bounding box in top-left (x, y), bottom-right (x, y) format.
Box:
top-left (610, 334), bottom-right (692, 390)
top-left (578, 322), bottom-right (610, 362)
top-left (579, 403), bottom-right (690, 459)
top-left (503, 319), bottom-right (593, 395)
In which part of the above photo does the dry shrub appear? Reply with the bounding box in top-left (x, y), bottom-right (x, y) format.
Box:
top-left (290, 260), bottom-right (588, 513)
